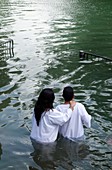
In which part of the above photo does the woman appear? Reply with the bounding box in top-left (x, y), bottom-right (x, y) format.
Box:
top-left (30, 88), bottom-right (74, 143)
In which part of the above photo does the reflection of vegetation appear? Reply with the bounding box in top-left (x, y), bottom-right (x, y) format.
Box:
top-left (0, 143), bottom-right (2, 160)
top-left (0, 59), bottom-right (12, 88)
top-left (0, 0), bottom-right (10, 16)
top-left (0, 0), bottom-right (15, 38)
top-left (0, 98), bottom-right (11, 112)
top-left (0, 58), bottom-right (13, 111)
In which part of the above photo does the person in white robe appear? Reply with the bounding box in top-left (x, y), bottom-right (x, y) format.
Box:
top-left (56, 86), bottom-right (91, 141)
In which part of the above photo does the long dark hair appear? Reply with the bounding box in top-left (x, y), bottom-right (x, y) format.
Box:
top-left (34, 88), bottom-right (55, 126)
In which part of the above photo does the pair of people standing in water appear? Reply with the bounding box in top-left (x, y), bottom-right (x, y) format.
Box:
top-left (30, 86), bottom-right (91, 143)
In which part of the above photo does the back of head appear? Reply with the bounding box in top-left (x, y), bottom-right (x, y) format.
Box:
top-left (34, 88), bottom-right (55, 126)
top-left (63, 86), bottom-right (74, 102)
top-left (38, 88), bottom-right (55, 106)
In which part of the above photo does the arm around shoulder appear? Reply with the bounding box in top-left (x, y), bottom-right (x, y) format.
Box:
top-left (49, 108), bottom-right (73, 126)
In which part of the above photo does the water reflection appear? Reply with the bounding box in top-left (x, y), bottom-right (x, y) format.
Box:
top-left (106, 134), bottom-right (112, 147)
top-left (0, 60), bottom-right (11, 88)
top-left (31, 139), bottom-right (57, 169)
top-left (0, 0), bottom-right (15, 38)
top-left (0, 143), bottom-right (2, 160)
top-left (0, 0), bottom-right (112, 169)
top-left (30, 137), bottom-right (90, 170)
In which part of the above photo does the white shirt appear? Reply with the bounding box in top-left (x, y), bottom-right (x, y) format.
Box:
top-left (30, 108), bottom-right (72, 143)
top-left (56, 102), bottom-right (91, 140)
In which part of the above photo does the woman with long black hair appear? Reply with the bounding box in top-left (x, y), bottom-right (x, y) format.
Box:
top-left (30, 88), bottom-right (74, 143)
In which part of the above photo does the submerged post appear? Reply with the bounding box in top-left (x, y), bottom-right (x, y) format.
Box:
top-left (79, 50), bottom-right (85, 60)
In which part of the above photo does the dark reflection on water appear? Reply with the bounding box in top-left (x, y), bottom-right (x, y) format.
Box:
top-left (30, 139), bottom-right (57, 170)
top-left (30, 137), bottom-right (90, 170)
top-left (0, 143), bottom-right (2, 160)
top-left (0, 0), bottom-right (112, 169)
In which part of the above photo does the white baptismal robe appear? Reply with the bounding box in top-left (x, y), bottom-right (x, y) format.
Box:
top-left (30, 108), bottom-right (72, 143)
top-left (56, 102), bottom-right (91, 140)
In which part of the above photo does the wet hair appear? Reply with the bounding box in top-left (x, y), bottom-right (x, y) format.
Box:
top-left (63, 86), bottom-right (74, 102)
top-left (34, 88), bottom-right (55, 126)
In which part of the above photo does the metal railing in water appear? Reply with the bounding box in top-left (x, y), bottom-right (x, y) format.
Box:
top-left (79, 50), bottom-right (112, 62)
top-left (0, 38), bottom-right (14, 57)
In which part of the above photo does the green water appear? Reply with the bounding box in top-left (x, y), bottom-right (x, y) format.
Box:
top-left (0, 0), bottom-right (112, 169)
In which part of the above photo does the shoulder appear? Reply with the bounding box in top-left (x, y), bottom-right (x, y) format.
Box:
top-left (76, 102), bottom-right (85, 108)
top-left (75, 102), bottom-right (87, 114)
top-left (52, 108), bottom-right (60, 113)
top-left (48, 108), bottom-right (62, 115)
top-left (56, 104), bottom-right (64, 110)
top-left (56, 104), bottom-right (69, 108)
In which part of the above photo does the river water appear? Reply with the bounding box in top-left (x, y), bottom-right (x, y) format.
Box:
top-left (0, 0), bottom-right (112, 169)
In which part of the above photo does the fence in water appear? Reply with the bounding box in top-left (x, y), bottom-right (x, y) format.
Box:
top-left (79, 50), bottom-right (112, 62)
top-left (0, 38), bottom-right (14, 57)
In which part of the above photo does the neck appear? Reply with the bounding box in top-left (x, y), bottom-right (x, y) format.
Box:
top-left (64, 101), bottom-right (71, 104)
top-left (64, 100), bottom-right (75, 104)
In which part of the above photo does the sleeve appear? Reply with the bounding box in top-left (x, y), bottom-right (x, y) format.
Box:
top-left (55, 105), bottom-right (60, 111)
top-left (79, 104), bottom-right (92, 128)
top-left (49, 108), bottom-right (72, 126)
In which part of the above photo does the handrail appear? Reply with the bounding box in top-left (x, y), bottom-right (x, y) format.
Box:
top-left (79, 50), bottom-right (112, 62)
top-left (0, 38), bottom-right (14, 57)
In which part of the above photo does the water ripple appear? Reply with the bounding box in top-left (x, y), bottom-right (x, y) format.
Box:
top-left (0, 0), bottom-right (112, 169)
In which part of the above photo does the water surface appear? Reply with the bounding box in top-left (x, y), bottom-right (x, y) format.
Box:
top-left (0, 0), bottom-right (112, 169)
